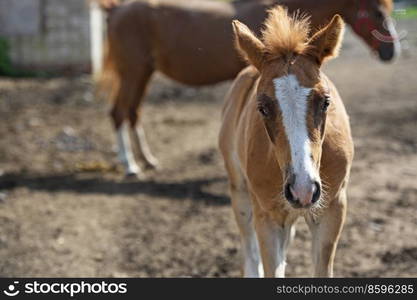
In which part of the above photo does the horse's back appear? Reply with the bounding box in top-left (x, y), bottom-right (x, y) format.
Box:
top-left (149, 0), bottom-right (246, 84)
top-left (105, 0), bottom-right (271, 84)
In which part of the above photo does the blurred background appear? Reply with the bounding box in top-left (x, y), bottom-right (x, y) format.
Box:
top-left (0, 0), bottom-right (416, 277)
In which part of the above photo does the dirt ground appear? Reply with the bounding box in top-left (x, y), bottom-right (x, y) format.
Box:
top-left (0, 20), bottom-right (416, 277)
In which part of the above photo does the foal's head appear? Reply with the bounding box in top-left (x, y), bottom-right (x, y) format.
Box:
top-left (233, 7), bottom-right (344, 208)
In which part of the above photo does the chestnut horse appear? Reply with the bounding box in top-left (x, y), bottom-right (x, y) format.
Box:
top-left (92, 0), bottom-right (394, 176)
top-left (219, 7), bottom-right (354, 277)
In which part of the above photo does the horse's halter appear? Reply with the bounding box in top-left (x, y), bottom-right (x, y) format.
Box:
top-left (353, 0), bottom-right (396, 50)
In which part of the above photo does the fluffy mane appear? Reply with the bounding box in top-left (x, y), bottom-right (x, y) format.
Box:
top-left (261, 6), bottom-right (311, 57)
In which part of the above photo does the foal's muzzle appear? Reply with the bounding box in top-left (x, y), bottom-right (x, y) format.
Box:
top-left (284, 180), bottom-right (321, 208)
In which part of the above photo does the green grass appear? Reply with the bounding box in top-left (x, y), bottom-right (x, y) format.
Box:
top-left (393, 6), bottom-right (417, 19)
top-left (0, 38), bottom-right (14, 76)
top-left (0, 37), bottom-right (50, 78)
top-left (0, 38), bottom-right (36, 77)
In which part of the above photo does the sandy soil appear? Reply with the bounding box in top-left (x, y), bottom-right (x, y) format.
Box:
top-left (0, 21), bottom-right (416, 277)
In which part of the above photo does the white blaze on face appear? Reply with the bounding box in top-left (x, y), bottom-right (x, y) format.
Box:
top-left (273, 74), bottom-right (316, 189)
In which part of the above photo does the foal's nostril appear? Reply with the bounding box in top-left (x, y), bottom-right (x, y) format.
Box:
top-left (284, 183), bottom-right (296, 203)
top-left (311, 181), bottom-right (321, 203)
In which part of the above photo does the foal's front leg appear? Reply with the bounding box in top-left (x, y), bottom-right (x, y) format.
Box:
top-left (231, 188), bottom-right (262, 278)
top-left (307, 191), bottom-right (347, 277)
top-left (254, 207), bottom-right (294, 277)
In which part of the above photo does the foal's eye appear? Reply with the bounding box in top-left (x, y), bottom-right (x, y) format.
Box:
top-left (257, 94), bottom-right (274, 119)
top-left (322, 96), bottom-right (330, 112)
top-left (258, 104), bottom-right (269, 118)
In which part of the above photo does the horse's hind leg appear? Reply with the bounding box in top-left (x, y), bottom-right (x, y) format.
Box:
top-left (132, 124), bottom-right (159, 169)
top-left (111, 77), bottom-right (144, 177)
top-left (129, 68), bottom-right (159, 170)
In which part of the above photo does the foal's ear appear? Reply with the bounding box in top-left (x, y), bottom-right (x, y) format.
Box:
top-left (232, 20), bottom-right (265, 70)
top-left (307, 15), bottom-right (344, 65)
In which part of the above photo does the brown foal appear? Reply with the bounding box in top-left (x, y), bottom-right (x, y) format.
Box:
top-left (219, 6), bottom-right (354, 277)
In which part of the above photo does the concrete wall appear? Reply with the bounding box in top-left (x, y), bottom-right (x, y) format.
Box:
top-left (1, 0), bottom-right (92, 74)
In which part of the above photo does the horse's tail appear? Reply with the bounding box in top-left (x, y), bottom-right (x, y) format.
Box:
top-left (94, 37), bottom-right (120, 104)
top-left (89, 0), bottom-right (121, 102)
top-left (89, 0), bottom-right (120, 13)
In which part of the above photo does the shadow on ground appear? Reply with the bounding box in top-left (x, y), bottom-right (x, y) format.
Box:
top-left (0, 172), bottom-right (229, 205)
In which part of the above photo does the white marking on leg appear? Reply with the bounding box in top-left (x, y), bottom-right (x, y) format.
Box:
top-left (231, 184), bottom-right (262, 277)
top-left (274, 226), bottom-right (293, 277)
top-left (273, 74), bottom-right (317, 187)
top-left (238, 203), bottom-right (262, 277)
top-left (133, 125), bottom-right (159, 168)
top-left (242, 235), bottom-right (262, 277)
top-left (257, 223), bottom-right (293, 278)
top-left (116, 122), bottom-right (140, 175)
top-left (258, 262), bottom-right (264, 278)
